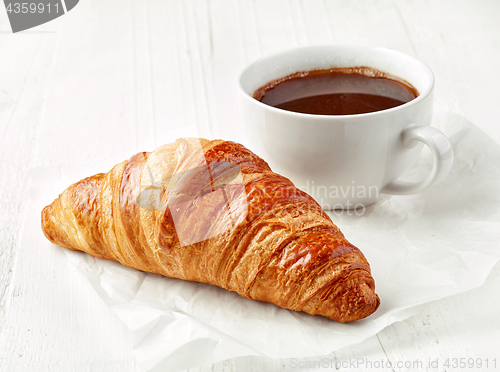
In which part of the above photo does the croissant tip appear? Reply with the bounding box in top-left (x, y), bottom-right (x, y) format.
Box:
top-left (41, 204), bottom-right (53, 241)
top-left (340, 282), bottom-right (380, 322)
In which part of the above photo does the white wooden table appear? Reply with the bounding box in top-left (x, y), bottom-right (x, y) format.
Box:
top-left (1, 0), bottom-right (500, 371)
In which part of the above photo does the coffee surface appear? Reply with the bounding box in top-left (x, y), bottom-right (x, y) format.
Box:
top-left (254, 67), bottom-right (419, 115)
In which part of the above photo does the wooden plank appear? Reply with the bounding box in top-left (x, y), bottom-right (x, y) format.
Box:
top-left (394, 0), bottom-right (500, 143)
top-left (1, 205), bottom-right (137, 372)
top-left (32, 0), bottom-right (138, 169)
top-left (321, 0), bottom-right (415, 54)
top-left (2, 0), bottom-right (500, 371)
top-left (0, 16), bottom-right (59, 363)
top-left (376, 264), bottom-right (500, 372)
top-left (1, 0), bottom-right (137, 370)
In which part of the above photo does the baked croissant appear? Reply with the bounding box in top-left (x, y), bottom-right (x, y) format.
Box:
top-left (41, 138), bottom-right (380, 322)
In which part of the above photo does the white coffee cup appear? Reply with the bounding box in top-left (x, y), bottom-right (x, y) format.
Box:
top-left (238, 45), bottom-right (453, 210)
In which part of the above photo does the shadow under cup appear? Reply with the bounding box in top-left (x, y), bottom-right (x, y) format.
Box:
top-left (238, 45), bottom-right (448, 211)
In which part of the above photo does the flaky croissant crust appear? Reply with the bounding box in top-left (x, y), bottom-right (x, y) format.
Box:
top-left (42, 138), bottom-right (380, 322)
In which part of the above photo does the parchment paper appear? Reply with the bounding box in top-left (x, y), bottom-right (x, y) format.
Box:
top-left (33, 111), bottom-right (500, 372)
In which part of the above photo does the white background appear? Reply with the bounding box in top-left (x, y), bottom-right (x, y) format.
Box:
top-left (1, 0), bottom-right (499, 371)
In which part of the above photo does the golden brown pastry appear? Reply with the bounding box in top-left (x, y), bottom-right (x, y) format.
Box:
top-left (41, 138), bottom-right (380, 322)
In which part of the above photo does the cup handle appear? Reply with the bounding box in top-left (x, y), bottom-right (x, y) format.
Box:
top-left (382, 125), bottom-right (454, 195)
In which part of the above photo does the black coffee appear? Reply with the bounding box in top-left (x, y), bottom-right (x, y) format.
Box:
top-left (253, 67), bottom-right (419, 115)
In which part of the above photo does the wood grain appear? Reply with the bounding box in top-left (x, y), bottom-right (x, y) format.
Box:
top-left (1, 0), bottom-right (499, 371)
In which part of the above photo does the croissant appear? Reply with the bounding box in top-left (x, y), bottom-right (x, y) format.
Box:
top-left (41, 138), bottom-right (380, 322)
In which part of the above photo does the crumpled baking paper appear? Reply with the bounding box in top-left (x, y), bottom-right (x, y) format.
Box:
top-left (33, 111), bottom-right (500, 372)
